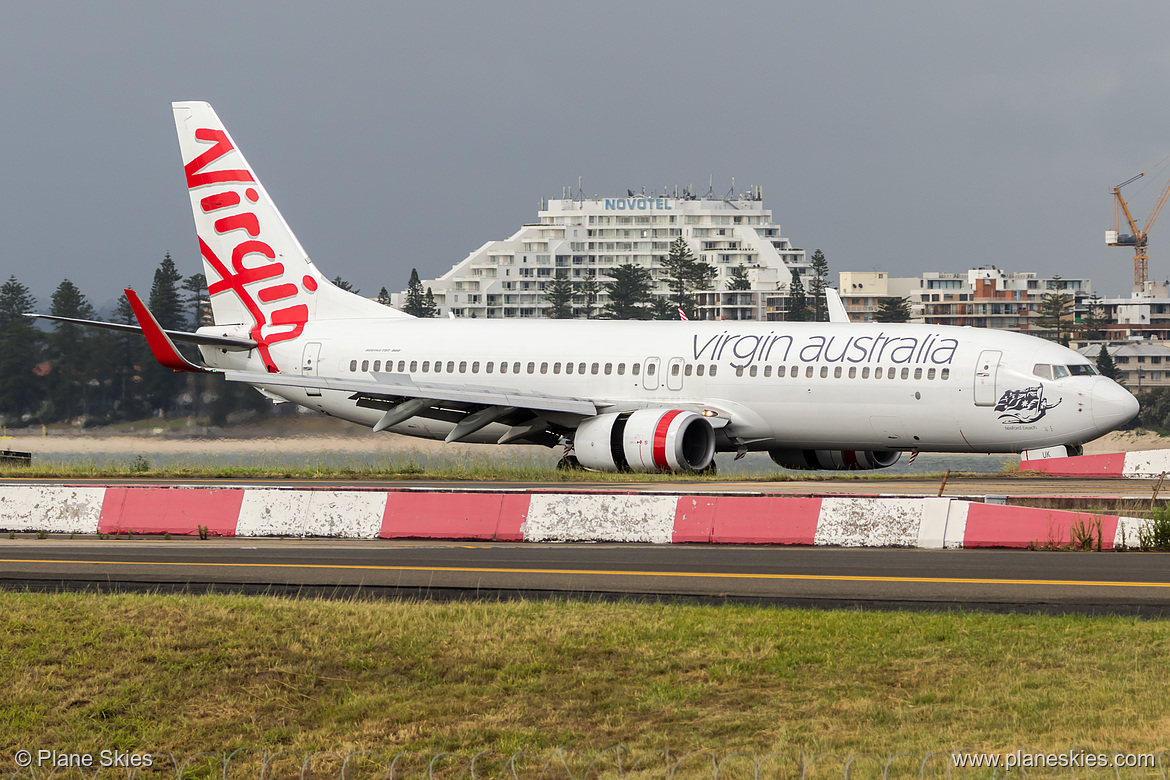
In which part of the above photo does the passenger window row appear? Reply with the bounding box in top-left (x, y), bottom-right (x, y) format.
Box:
top-left (734, 364), bottom-right (951, 381)
top-left (345, 358), bottom-right (947, 382)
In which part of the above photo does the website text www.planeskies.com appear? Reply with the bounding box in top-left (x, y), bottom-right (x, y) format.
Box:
top-left (952, 750), bottom-right (1156, 771)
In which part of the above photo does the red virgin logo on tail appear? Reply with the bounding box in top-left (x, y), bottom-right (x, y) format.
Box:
top-left (186, 128), bottom-right (313, 373)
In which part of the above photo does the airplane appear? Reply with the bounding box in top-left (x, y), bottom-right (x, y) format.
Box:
top-left (32, 101), bottom-right (1140, 473)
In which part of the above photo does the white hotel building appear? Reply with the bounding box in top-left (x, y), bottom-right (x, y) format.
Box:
top-left (396, 189), bottom-right (810, 319)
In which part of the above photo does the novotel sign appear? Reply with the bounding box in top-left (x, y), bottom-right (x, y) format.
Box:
top-left (604, 198), bottom-right (674, 211)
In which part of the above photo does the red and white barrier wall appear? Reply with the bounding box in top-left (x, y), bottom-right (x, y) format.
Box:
top-left (0, 485), bottom-right (1148, 549)
top-left (1020, 448), bottom-right (1170, 478)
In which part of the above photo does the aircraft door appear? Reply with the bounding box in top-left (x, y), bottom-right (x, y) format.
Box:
top-left (643, 357), bottom-right (661, 391)
top-left (302, 342), bottom-right (322, 397)
top-left (974, 349), bottom-right (1002, 406)
top-left (666, 357), bottom-right (685, 391)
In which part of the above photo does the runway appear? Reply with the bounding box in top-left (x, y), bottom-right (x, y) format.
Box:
top-left (3, 538), bottom-right (1169, 616)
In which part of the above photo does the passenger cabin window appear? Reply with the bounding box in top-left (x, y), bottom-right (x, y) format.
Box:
top-left (527, 362), bottom-right (535, 374)
top-left (410, 360), bottom-right (418, 372)
top-left (361, 360), bottom-right (369, 372)
top-left (398, 361), bottom-right (406, 372)
top-left (540, 362), bottom-right (548, 374)
top-left (422, 361), bottom-right (430, 372)
top-left (447, 361), bottom-right (455, 373)
top-left (709, 365), bottom-right (717, 377)
top-left (591, 362), bottom-right (599, 375)
top-left (941, 368), bottom-right (950, 380)
top-left (749, 366), bottom-right (758, 378)
top-left (618, 363), bottom-right (626, 375)
top-left (646, 364), bottom-right (655, 376)
top-left (513, 362), bottom-right (521, 373)
top-left (349, 360), bottom-right (358, 372)
top-left (459, 361), bottom-right (467, 373)
top-left (632, 364), bottom-right (640, 376)
top-left (373, 361), bottom-right (381, 372)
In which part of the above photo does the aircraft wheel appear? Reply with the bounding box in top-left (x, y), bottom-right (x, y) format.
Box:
top-left (557, 455), bottom-right (582, 471)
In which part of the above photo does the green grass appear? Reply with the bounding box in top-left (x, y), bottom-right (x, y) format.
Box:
top-left (2, 593), bottom-right (1169, 758)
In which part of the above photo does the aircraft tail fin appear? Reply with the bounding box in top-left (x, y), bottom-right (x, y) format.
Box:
top-left (172, 102), bottom-right (410, 370)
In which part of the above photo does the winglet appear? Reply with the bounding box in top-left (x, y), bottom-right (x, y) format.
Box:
top-left (825, 288), bottom-right (852, 324)
top-left (124, 289), bottom-right (215, 373)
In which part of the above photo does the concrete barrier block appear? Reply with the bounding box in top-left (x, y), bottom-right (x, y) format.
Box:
top-left (1122, 450), bottom-right (1170, 478)
top-left (815, 497), bottom-right (926, 547)
top-left (0, 486), bottom-right (105, 533)
top-left (236, 489), bottom-right (312, 537)
top-left (525, 494), bottom-right (677, 543)
top-left (98, 487), bottom-right (244, 536)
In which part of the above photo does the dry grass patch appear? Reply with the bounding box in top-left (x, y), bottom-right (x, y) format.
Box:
top-left (1, 594), bottom-right (1168, 758)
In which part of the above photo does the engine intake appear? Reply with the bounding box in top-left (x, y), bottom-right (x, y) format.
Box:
top-left (574, 410), bottom-right (716, 473)
top-left (769, 449), bottom-right (901, 471)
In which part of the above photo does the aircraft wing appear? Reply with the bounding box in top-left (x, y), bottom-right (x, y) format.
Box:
top-left (224, 370), bottom-right (599, 417)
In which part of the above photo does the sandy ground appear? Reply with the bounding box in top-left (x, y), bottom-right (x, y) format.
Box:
top-left (0, 418), bottom-right (1164, 458)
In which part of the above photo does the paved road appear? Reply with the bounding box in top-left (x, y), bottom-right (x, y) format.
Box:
top-left (3, 538), bottom-right (1169, 615)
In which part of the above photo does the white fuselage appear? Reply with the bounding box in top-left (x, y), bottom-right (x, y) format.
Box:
top-left (199, 318), bottom-right (1138, 454)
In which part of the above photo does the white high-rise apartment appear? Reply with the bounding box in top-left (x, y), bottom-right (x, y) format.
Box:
top-left (396, 188), bottom-right (809, 319)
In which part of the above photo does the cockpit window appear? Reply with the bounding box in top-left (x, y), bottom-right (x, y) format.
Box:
top-left (1034, 363), bottom-right (1096, 380)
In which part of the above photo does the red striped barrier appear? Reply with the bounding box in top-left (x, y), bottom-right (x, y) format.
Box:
top-left (0, 485), bottom-right (1146, 549)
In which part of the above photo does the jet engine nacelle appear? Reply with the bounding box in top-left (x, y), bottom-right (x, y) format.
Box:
top-left (574, 409), bottom-right (716, 473)
top-left (769, 449), bottom-right (901, 471)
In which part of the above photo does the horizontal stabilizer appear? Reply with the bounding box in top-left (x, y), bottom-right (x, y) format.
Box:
top-left (25, 313), bottom-right (257, 350)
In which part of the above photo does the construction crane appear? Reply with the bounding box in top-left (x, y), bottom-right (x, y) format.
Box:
top-left (1107, 171), bottom-right (1170, 290)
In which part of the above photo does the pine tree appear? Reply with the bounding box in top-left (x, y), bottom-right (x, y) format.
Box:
top-left (376, 286), bottom-right (392, 306)
top-left (422, 288), bottom-right (440, 318)
top-left (47, 279), bottom-right (95, 421)
top-left (785, 269), bottom-right (810, 322)
top-left (1081, 293), bottom-right (1108, 340)
top-left (543, 270), bottom-right (576, 319)
top-left (1035, 292), bottom-right (1075, 345)
top-left (1095, 344), bottom-right (1123, 383)
top-left (807, 249), bottom-right (830, 322)
top-left (578, 268), bottom-right (600, 319)
top-left (182, 273), bottom-right (208, 329)
top-left (332, 275), bottom-right (358, 294)
top-left (727, 265), bottom-right (752, 291)
top-left (143, 253), bottom-right (187, 413)
top-left (403, 269), bottom-right (428, 316)
top-left (0, 276), bottom-right (41, 421)
top-left (602, 264), bottom-right (654, 319)
top-left (874, 296), bottom-right (912, 323)
top-left (149, 253), bottom-right (186, 331)
top-left (660, 237), bottom-right (716, 316)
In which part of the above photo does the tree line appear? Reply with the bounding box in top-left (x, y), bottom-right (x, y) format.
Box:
top-left (0, 254), bottom-right (269, 428)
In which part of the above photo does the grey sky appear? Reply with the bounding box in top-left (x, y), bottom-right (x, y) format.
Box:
top-left (3, 1), bottom-right (1169, 312)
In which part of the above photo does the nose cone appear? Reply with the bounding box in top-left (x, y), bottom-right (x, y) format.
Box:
top-left (1092, 379), bottom-right (1140, 432)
